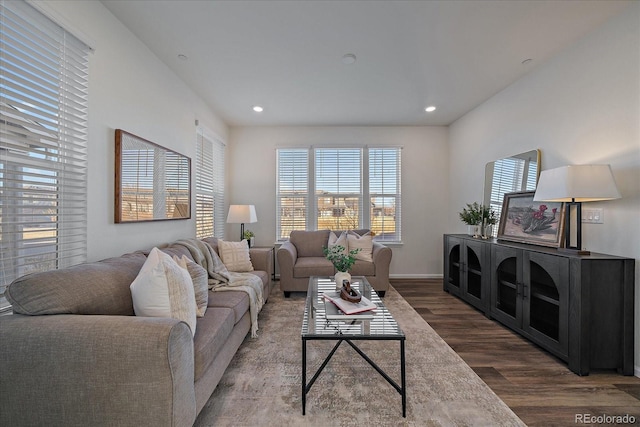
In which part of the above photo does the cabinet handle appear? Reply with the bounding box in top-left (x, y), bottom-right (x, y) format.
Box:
top-left (523, 283), bottom-right (528, 300)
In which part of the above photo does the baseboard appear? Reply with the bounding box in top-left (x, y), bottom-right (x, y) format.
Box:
top-left (389, 273), bottom-right (443, 280)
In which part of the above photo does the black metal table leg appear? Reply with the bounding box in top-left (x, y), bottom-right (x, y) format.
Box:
top-left (401, 338), bottom-right (406, 417)
top-left (302, 337), bottom-right (306, 415)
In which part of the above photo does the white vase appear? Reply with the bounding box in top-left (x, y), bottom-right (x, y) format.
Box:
top-left (334, 271), bottom-right (351, 290)
top-left (467, 224), bottom-right (477, 236)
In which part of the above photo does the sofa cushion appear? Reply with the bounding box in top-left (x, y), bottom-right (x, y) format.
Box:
top-left (207, 290), bottom-right (249, 324)
top-left (294, 257), bottom-right (334, 278)
top-left (290, 229), bottom-right (330, 257)
top-left (347, 231), bottom-right (374, 262)
top-left (130, 248), bottom-right (197, 336)
top-left (328, 231), bottom-right (348, 255)
top-left (173, 255), bottom-right (209, 317)
top-left (193, 307), bottom-right (235, 381)
top-left (6, 252), bottom-right (147, 316)
top-left (218, 240), bottom-right (253, 272)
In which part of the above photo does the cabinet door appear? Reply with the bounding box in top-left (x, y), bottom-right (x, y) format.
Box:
top-left (462, 238), bottom-right (486, 312)
top-left (523, 252), bottom-right (569, 358)
top-left (444, 236), bottom-right (462, 297)
top-left (490, 245), bottom-right (521, 329)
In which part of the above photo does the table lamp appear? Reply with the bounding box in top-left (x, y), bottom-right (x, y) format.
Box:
top-left (533, 164), bottom-right (620, 255)
top-left (226, 205), bottom-right (257, 241)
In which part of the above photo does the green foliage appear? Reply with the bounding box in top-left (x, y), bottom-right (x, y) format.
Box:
top-left (243, 230), bottom-right (255, 239)
top-left (459, 202), bottom-right (497, 225)
top-left (322, 245), bottom-right (361, 272)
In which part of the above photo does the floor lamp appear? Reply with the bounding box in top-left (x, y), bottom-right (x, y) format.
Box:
top-left (226, 205), bottom-right (257, 241)
top-left (533, 164), bottom-right (620, 255)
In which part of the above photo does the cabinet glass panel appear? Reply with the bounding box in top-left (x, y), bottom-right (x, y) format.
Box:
top-left (529, 261), bottom-right (560, 341)
top-left (466, 246), bottom-right (482, 299)
top-left (496, 258), bottom-right (517, 318)
top-left (448, 245), bottom-right (461, 288)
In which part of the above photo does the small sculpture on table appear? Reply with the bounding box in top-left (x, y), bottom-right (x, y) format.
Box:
top-left (339, 280), bottom-right (362, 304)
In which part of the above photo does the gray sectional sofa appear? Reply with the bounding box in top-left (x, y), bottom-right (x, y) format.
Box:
top-left (277, 229), bottom-right (392, 297)
top-left (0, 237), bottom-right (274, 427)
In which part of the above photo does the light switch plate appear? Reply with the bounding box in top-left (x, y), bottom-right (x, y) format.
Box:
top-left (582, 208), bottom-right (603, 224)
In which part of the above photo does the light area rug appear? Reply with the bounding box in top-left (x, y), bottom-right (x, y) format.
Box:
top-left (194, 284), bottom-right (525, 427)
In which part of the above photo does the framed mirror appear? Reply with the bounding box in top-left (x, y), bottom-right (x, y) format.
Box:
top-left (483, 149), bottom-right (540, 235)
top-left (115, 129), bottom-right (191, 223)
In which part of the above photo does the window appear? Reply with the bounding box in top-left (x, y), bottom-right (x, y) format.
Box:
top-left (195, 129), bottom-right (225, 239)
top-left (0, 0), bottom-right (90, 311)
top-left (276, 148), bottom-right (308, 239)
top-left (276, 146), bottom-right (402, 242)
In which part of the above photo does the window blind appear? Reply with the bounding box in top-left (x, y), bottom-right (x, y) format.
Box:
top-left (369, 147), bottom-right (401, 241)
top-left (0, 0), bottom-right (90, 311)
top-left (196, 129), bottom-right (225, 239)
top-left (315, 148), bottom-right (362, 231)
top-left (276, 148), bottom-right (308, 239)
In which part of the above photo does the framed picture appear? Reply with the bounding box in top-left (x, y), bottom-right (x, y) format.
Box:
top-left (497, 191), bottom-right (565, 248)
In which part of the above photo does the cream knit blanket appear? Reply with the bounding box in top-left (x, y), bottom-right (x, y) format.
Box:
top-left (173, 239), bottom-right (264, 337)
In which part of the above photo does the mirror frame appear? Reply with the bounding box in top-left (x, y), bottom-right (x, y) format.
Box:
top-left (115, 129), bottom-right (191, 223)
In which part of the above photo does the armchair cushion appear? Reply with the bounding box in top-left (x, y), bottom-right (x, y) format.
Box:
top-left (290, 229), bottom-right (330, 257)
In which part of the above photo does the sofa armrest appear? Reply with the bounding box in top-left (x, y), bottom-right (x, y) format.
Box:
top-left (0, 314), bottom-right (196, 427)
top-left (372, 241), bottom-right (392, 282)
top-left (249, 247), bottom-right (273, 277)
top-left (277, 241), bottom-right (297, 281)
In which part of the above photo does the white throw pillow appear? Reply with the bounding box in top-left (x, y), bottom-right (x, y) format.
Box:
top-left (347, 231), bottom-right (374, 262)
top-left (173, 255), bottom-right (208, 318)
top-left (218, 239), bottom-right (254, 272)
top-left (327, 231), bottom-right (348, 255)
top-left (130, 247), bottom-right (197, 336)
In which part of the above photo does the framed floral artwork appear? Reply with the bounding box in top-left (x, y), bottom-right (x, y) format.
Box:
top-left (497, 191), bottom-right (565, 248)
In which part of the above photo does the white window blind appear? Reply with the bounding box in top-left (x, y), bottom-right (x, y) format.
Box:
top-left (276, 148), bottom-right (308, 239)
top-left (196, 129), bottom-right (225, 239)
top-left (0, 0), bottom-right (90, 311)
top-left (315, 148), bottom-right (362, 231)
top-left (369, 147), bottom-right (401, 241)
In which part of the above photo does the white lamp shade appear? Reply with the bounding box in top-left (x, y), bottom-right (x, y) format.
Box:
top-left (226, 205), bottom-right (258, 223)
top-left (533, 164), bottom-right (621, 202)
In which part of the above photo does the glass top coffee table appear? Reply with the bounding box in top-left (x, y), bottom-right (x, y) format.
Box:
top-left (301, 276), bottom-right (406, 417)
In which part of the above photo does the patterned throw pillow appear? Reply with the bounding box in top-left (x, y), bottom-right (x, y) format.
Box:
top-left (347, 231), bottom-right (374, 262)
top-left (218, 239), bottom-right (254, 272)
top-left (130, 247), bottom-right (197, 336)
top-left (173, 255), bottom-right (208, 317)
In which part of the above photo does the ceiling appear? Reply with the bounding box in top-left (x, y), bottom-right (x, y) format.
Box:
top-left (101, 0), bottom-right (631, 127)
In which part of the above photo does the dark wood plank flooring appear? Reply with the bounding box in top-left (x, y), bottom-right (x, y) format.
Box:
top-left (392, 279), bottom-right (640, 426)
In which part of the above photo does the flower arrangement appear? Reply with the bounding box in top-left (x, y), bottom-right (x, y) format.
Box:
top-left (512, 204), bottom-right (558, 233)
top-left (459, 202), bottom-right (496, 226)
top-left (323, 245), bottom-right (361, 273)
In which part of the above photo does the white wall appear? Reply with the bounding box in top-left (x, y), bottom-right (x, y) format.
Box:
top-left (39, 1), bottom-right (228, 262)
top-left (449, 4), bottom-right (640, 373)
top-left (228, 126), bottom-right (449, 277)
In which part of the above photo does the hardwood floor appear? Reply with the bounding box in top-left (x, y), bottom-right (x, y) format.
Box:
top-left (392, 279), bottom-right (640, 426)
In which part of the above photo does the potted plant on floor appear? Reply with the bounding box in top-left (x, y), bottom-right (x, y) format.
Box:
top-left (323, 245), bottom-right (361, 290)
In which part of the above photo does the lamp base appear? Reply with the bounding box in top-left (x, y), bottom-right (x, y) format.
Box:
top-left (558, 247), bottom-right (591, 256)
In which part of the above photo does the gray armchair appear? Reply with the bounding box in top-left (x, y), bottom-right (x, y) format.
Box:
top-left (277, 229), bottom-right (392, 297)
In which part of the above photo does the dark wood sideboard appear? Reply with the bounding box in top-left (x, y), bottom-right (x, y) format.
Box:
top-left (443, 234), bottom-right (635, 376)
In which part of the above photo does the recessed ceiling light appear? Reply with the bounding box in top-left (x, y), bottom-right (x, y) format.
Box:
top-left (252, 105), bottom-right (264, 113)
top-left (177, 54), bottom-right (188, 61)
top-left (425, 106), bottom-right (436, 113)
top-left (342, 53), bottom-right (356, 65)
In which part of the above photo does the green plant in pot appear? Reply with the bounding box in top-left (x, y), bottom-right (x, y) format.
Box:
top-left (459, 202), bottom-right (496, 237)
top-left (323, 245), bottom-right (361, 290)
top-left (243, 230), bottom-right (255, 247)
